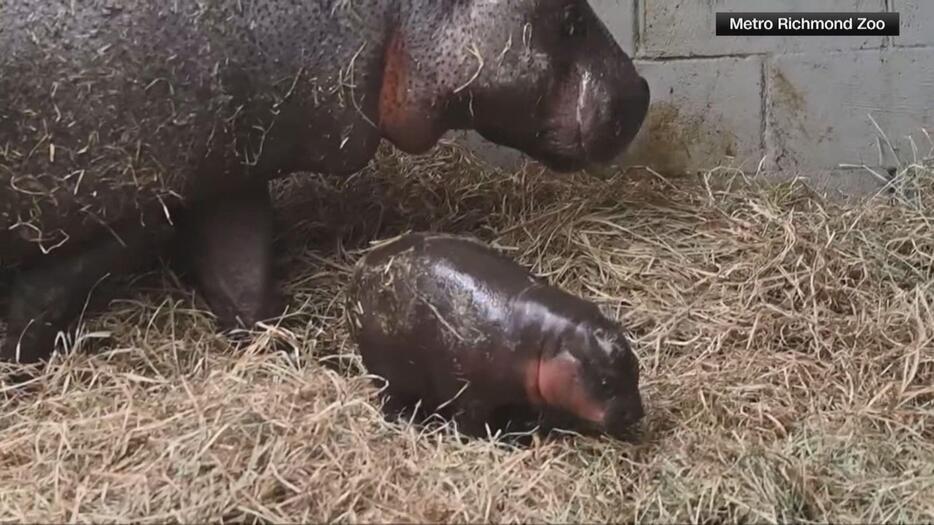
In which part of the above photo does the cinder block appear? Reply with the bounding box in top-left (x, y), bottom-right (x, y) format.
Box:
top-left (766, 48), bottom-right (934, 178)
top-left (588, 0), bottom-right (637, 54)
top-left (640, 0), bottom-right (886, 58)
top-left (618, 56), bottom-right (765, 175)
top-left (893, 1), bottom-right (934, 47)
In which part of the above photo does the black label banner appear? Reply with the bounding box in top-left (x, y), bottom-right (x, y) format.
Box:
top-left (715, 12), bottom-right (900, 36)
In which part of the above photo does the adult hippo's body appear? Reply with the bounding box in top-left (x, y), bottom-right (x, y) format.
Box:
top-left (0, 0), bottom-right (649, 365)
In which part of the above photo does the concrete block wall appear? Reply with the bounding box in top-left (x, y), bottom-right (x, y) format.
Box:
top-left (459, 1), bottom-right (934, 195)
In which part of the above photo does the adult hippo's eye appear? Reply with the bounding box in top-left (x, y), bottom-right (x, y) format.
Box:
top-left (560, 4), bottom-right (587, 39)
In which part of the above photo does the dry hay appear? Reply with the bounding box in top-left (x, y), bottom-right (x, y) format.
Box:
top-left (1, 142), bottom-right (933, 523)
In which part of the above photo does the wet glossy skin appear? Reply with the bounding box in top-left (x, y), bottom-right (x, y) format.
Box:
top-left (347, 232), bottom-right (644, 440)
top-left (1, 0), bottom-right (649, 366)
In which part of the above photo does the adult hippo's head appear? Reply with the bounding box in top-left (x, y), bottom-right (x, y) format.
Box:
top-left (379, 0), bottom-right (650, 172)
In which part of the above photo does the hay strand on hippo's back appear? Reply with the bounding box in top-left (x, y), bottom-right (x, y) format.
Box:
top-left (2, 143), bottom-right (934, 523)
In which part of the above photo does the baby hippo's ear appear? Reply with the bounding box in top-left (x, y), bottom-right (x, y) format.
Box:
top-left (592, 325), bottom-right (624, 358)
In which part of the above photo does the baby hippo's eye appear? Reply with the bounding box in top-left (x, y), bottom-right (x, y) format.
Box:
top-left (560, 4), bottom-right (587, 39)
top-left (599, 375), bottom-right (618, 397)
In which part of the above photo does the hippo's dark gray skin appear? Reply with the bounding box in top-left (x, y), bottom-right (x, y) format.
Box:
top-left (346, 232), bottom-right (644, 441)
top-left (0, 1), bottom-right (650, 367)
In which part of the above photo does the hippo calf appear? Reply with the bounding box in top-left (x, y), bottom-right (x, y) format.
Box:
top-left (346, 232), bottom-right (644, 440)
top-left (0, 1), bottom-right (649, 367)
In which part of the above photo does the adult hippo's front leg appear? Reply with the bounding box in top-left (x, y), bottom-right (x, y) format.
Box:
top-left (172, 183), bottom-right (284, 332)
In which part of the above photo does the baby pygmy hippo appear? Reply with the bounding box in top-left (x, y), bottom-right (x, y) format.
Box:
top-left (346, 232), bottom-right (644, 440)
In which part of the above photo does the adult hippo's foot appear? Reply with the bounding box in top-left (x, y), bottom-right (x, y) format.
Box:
top-left (0, 182), bottom-right (282, 373)
top-left (172, 184), bottom-right (284, 333)
top-left (1, 222), bottom-right (172, 368)
top-left (1, 184), bottom-right (283, 374)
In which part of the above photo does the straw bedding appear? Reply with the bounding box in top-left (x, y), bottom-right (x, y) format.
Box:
top-left (1, 142), bottom-right (932, 523)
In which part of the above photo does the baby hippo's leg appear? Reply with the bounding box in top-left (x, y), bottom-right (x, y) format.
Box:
top-left (452, 397), bottom-right (497, 439)
top-left (1, 224), bottom-right (170, 366)
top-left (378, 388), bottom-right (422, 422)
top-left (175, 184), bottom-right (283, 330)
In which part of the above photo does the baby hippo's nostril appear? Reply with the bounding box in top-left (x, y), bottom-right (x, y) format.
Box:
top-left (631, 398), bottom-right (645, 422)
top-left (604, 394), bottom-right (645, 438)
top-left (620, 400), bottom-right (644, 426)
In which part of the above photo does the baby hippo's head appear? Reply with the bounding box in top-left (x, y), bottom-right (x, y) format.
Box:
top-left (536, 314), bottom-right (644, 440)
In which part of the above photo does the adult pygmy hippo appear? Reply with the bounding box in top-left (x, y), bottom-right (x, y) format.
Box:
top-left (346, 232), bottom-right (644, 440)
top-left (0, 1), bottom-right (650, 366)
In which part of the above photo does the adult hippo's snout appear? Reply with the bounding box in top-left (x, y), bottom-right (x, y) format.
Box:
top-left (533, 60), bottom-right (651, 172)
top-left (463, 0), bottom-right (650, 172)
top-left (578, 68), bottom-right (651, 165)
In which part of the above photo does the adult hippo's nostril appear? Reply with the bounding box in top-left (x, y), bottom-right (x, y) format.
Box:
top-left (640, 76), bottom-right (650, 94)
top-left (627, 76), bottom-right (651, 136)
top-left (610, 75), bottom-right (650, 153)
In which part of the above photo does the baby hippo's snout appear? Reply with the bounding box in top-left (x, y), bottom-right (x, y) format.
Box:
top-left (603, 392), bottom-right (646, 438)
